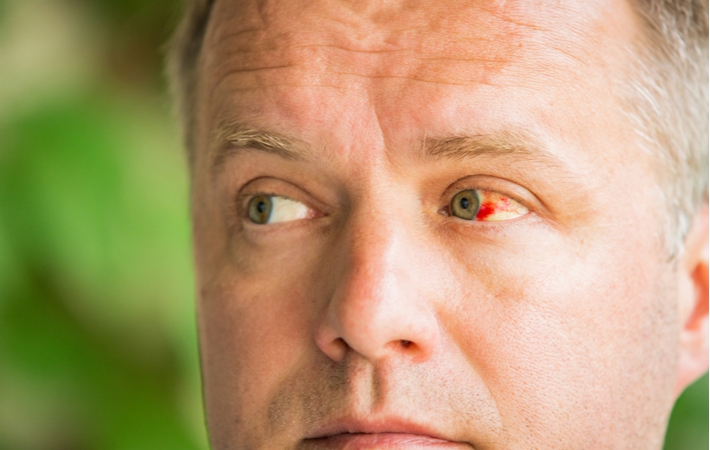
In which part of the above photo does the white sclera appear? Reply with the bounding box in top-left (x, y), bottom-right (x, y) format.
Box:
top-left (268, 196), bottom-right (311, 223)
top-left (484, 205), bottom-right (529, 221)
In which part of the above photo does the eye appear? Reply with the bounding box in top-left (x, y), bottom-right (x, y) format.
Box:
top-left (450, 189), bottom-right (529, 221)
top-left (247, 194), bottom-right (312, 224)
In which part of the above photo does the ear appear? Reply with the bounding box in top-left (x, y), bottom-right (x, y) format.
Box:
top-left (674, 204), bottom-right (709, 397)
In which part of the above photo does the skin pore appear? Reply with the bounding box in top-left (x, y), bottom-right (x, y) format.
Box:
top-left (189, 0), bottom-right (709, 448)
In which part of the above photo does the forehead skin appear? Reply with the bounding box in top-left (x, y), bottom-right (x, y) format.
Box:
top-left (197, 0), bottom-right (640, 156)
top-left (191, 1), bottom-right (681, 449)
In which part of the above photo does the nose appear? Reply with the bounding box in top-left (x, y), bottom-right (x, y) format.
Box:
top-left (314, 205), bottom-right (441, 363)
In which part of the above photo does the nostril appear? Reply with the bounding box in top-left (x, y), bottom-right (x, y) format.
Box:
top-left (390, 339), bottom-right (434, 362)
top-left (334, 337), bottom-right (349, 350)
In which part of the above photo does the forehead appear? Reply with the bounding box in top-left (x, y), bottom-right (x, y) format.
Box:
top-left (195, 0), bottom-right (644, 175)
top-left (200, 0), bottom-right (637, 88)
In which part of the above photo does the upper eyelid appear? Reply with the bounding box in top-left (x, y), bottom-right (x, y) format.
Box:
top-left (239, 192), bottom-right (306, 214)
top-left (442, 173), bottom-right (544, 207)
top-left (236, 175), bottom-right (335, 212)
top-left (445, 186), bottom-right (530, 211)
top-left (239, 188), bottom-right (528, 209)
top-left (238, 191), bottom-right (297, 203)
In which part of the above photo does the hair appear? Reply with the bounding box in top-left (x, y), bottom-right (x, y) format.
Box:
top-left (166, 0), bottom-right (708, 255)
top-left (166, 0), bottom-right (215, 166)
top-left (623, 0), bottom-right (708, 256)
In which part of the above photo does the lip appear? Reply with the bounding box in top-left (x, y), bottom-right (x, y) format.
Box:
top-left (302, 418), bottom-right (473, 449)
top-left (304, 433), bottom-right (467, 449)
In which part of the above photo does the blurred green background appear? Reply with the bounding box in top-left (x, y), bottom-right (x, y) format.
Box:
top-left (0, 1), bottom-right (706, 449)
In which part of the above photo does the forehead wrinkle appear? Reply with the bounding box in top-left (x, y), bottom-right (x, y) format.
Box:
top-left (203, 0), bottom-right (530, 75)
top-left (204, 42), bottom-right (516, 99)
top-left (202, 0), bottom-right (621, 101)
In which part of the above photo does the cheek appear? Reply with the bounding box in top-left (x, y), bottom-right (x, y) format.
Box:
top-left (197, 254), bottom-right (321, 443)
top-left (441, 231), bottom-right (678, 445)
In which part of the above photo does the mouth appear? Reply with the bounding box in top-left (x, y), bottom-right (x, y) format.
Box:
top-left (301, 419), bottom-right (473, 449)
top-left (303, 433), bottom-right (466, 449)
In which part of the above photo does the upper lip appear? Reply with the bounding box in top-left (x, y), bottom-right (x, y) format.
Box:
top-left (304, 416), bottom-right (454, 441)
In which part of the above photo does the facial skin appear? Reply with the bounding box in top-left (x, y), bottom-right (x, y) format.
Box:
top-left (190, 0), bottom-right (709, 448)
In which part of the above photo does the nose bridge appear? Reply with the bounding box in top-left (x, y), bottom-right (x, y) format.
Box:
top-left (338, 213), bottom-right (398, 327)
top-left (314, 191), bottom-right (440, 363)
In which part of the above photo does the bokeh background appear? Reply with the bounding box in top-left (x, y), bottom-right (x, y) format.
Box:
top-left (0, 1), bottom-right (706, 449)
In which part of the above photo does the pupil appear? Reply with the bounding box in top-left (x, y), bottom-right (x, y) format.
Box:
top-left (460, 197), bottom-right (470, 210)
top-left (257, 201), bottom-right (266, 213)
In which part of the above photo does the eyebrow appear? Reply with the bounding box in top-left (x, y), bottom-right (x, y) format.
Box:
top-left (423, 131), bottom-right (562, 169)
top-left (212, 122), bottom-right (308, 174)
top-left (212, 122), bottom-right (564, 175)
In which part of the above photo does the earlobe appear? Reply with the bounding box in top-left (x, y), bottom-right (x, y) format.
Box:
top-left (674, 204), bottom-right (709, 397)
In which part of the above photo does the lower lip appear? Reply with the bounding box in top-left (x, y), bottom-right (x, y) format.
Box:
top-left (302, 433), bottom-right (468, 449)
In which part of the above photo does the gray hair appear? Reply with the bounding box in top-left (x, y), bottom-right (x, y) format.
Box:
top-left (166, 0), bottom-right (709, 255)
top-left (623, 0), bottom-right (708, 255)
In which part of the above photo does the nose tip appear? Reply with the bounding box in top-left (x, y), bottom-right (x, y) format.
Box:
top-left (313, 221), bottom-right (441, 363)
top-left (315, 306), bottom-right (440, 363)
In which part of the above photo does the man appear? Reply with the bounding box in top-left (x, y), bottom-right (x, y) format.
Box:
top-left (168, 0), bottom-right (708, 448)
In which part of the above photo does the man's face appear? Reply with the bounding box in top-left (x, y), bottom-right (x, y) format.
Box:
top-left (190, 0), bottom-right (693, 448)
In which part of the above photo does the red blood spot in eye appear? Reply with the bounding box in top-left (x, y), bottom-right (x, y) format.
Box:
top-left (476, 201), bottom-right (495, 220)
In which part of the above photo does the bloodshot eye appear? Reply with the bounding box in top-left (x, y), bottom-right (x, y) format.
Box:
top-left (247, 195), bottom-right (312, 224)
top-left (450, 189), bottom-right (529, 221)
